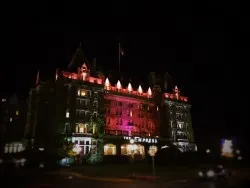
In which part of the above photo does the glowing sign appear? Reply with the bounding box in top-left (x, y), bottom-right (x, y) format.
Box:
top-left (123, 136), bottom-right (158, 144)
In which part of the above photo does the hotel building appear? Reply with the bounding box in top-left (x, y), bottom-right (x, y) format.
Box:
top-left (25, 60), bottom-right (195, 161)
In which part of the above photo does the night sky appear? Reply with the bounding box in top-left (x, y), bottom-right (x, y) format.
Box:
top-left (2, 2), bottom-right (249, 152)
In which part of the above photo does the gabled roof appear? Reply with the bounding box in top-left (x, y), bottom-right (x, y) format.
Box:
top-left (68, 44), bottom-right (91, 71)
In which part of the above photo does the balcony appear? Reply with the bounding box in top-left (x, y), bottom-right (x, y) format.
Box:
top-left (72, 132), bottom-right (92, 137)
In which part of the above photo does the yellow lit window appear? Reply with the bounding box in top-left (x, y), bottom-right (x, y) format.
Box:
top-left (104, 144), bottom-right (116, 155)
top-left (16, 110), bottom-right (19, 116)
top-left (79, 124), bottom-right (84, 133)
top-left (78, 124), bottom-right (87, 133)
top-left (93, 125), bottom-right (96, 134)
top-left (81, 90), bottom-right (86, 96)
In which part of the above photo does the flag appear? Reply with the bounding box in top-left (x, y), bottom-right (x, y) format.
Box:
top-left (120, 47), bottom-right (125, 56)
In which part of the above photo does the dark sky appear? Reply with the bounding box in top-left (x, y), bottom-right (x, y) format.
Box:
top-left (2, 1), bottom-right (249, 151)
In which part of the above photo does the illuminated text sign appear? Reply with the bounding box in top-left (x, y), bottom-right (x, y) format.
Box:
top-left (123, 136), bottom-right (158, 144)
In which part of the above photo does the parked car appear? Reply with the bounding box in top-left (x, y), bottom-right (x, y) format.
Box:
top-left (198, 165), bottom-right (231, 181)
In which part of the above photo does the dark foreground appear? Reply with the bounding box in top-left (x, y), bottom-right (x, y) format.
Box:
top-left (1, 169), bottom-right (250, 188)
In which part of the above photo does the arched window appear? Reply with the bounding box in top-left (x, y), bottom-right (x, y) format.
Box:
top-left (121, 144), bottom-right (145, 157)
top-left (104, 144), bottom-right (116, 155)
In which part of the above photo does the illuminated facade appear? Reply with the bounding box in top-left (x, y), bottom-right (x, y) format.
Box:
top-left (60, 63), bottom-right (104, 156)
top-left (25, 60), bottom-right (195, 161)
top-left (58, 63), bottom-right (160, 158)
top-left (162, 86), bottom-right (196, 152)
top-left (103, 78), bottom-right (159, 157)
top-left (25, 63), bottom-right (104, 157)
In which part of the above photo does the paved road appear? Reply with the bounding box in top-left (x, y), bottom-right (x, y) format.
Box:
top-left (31, 175), bottom-right (250, 188)
top-left (1, 170), bottom-right (249, 188)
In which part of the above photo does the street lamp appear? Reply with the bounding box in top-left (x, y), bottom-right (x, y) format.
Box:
top-left (129, 139), bottom-right (136, 177)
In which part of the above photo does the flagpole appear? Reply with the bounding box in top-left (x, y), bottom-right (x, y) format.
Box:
top-left (118, 42), bottom-right (121, 73)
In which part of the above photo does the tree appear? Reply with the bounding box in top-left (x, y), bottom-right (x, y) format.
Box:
top-left (87, 113), bottom-right (105, 164)
top-left (56, 134), bottom-right (76, 158)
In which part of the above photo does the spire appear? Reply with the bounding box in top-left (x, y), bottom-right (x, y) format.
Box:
top-left (68, 42), bottom-right (89, 70)
top-left (36, 70), bottom-right (40, 85)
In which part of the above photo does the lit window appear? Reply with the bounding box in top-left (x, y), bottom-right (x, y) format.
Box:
top-left (79, 124), bottom-right (84, 133)
top-left (121, 144), bottom-right (145, 157)
top-left (66, 111), bottom-right (70, 118)
top-left (78, 124), bottom-right (87, 133)
top-left (16, 110), bottom-right (19, 116)
top-left (104, 144), bottom-right (116, 155)
top-left (130, 111), bottom-right (133, 117)
top-left (81, 90), bottom-right (86, 96)
top-left (77, 90), bottom-right (80, 96)
top-left (9, 117), bottom-right (12, 122)
top-left (2, 98), bottom-right (6, 102)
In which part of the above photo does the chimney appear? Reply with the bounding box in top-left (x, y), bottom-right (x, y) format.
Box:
top-left (148, 72), bottom-right (156, 86)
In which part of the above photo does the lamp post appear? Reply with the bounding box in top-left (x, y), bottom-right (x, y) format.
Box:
top-left (149, 148), bottom-right (156, 176)
top-left (129, 139), bottom-right (135, 159)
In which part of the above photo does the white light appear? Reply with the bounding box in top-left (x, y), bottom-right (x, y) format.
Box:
top-left (39, 148), bottom-right (44, 151)
top-left (66, 111), bottom-right (70, 118)
top-left (221, 139), bottom-right (234, 158)
top-left (198, 171), bottom-right (203, 177)
top-left (237, 156), bottom-right (242, 160)
top-left (206, 149), bottom-right (211, 153)
top-left (161, 145), bottom-right (169, 149)
top-left (207, 170), bottom-right (215, 177)
top-left (39, 163), bottom-right (44, 168)
top-left (217, 165), bottom-right (223, 169)
top-left (236, 149), bottom-right (240, 154)
top-left (130, 139), bottom-right (135, 144)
